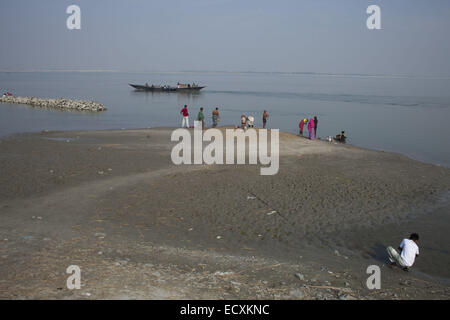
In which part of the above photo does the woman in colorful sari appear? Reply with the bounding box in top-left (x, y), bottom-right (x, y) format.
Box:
top-left (299, 118), bottom-right (307, 136)
top-left (308, 117), bottom-right (315, 139)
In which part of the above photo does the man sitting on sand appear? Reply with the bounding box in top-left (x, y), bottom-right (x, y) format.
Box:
top-left (335, 131), bottom-right (346, 142)
top-left (247, 116), bottom-right (254, 128)
top-left (387, 233), bottom-right (420, 271)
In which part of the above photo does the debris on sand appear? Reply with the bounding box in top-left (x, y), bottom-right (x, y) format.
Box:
top-left (290, 289), bottom-right (305, 299)
top-left (214, 271), bottom-right (234, 277)
top-left (94, 233), bottom-right (106, 239)
top-left (295, 273), bottom-right (305, 281)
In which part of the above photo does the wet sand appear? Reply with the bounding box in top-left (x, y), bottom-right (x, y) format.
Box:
top-left (0, 128), bottom-right (449, 299)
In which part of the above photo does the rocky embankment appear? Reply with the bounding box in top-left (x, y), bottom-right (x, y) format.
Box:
top-left (0, 96), bottom-right (106, 112)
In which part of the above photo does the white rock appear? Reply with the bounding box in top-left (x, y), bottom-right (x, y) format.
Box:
top-left (290, 289), bottom-right (305, 299)
top-left (295, 273), bottom-right (305, 280)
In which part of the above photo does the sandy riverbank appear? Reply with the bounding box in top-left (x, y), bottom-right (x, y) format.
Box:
top-left (0, 128), bottom-right (449, 299)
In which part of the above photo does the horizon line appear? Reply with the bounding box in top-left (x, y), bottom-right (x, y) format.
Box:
top-left (1, 69), bottom-right (449, 80)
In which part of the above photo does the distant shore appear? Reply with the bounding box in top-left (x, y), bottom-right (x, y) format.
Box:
top-left (0, 128), bottom-right (449, 299)
top-left (1, 69), bottom-right (448, 80)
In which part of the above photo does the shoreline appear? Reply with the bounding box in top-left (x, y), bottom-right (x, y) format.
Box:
top-left (2, 126), bottom-right (447, 169)
top-left (0, 128), bottom-right (449, 299)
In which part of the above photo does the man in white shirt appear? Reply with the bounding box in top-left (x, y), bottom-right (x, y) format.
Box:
top-left (387, 233), bottom-right (420, 271)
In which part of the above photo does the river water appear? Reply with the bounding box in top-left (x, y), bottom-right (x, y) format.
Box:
top-left (1, 71), bottom-right (449, 166)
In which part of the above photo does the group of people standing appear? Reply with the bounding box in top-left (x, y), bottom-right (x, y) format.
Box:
top-left (180, 107), bottom-right (342, 143)
top-left (180, 105), bottom-right (221, 129)
top-left (299, 116), bottom-right (318, 139)
top-left (180, 105), bottom-right (269, 130)
top-left (239, 110), bottom-right (269, 129)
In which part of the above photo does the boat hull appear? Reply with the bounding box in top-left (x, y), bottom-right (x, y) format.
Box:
top-left (129, 84), bottom-right (205, 92)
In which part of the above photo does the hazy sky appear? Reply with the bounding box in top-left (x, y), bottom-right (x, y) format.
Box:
top-left (1, 0), bottom-right (450, 76)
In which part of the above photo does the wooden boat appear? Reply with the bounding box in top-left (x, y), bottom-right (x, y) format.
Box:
top-left (129, 84), bottom-right (205, 92)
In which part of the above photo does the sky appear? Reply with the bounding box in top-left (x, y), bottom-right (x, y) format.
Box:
top-left (1, 0), bottom-right (450, 76)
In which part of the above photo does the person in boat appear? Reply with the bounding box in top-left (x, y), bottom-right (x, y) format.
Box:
top-left (314, 116), bottom-right (318, 138)
top-left (335, 131), bottom-right (346, 142)
top-left (197, 107), bottom-right (205, 129)
top-left (307, 117), bottom-right (315, 139)
top-left (145, 82), bottom-right (149, 87)
top-left (212, 107), bottom-right (220, 128)
top-left (180, 105), bottom-right (189, 128)
top-left (263, 110), bottom-right (269, 128)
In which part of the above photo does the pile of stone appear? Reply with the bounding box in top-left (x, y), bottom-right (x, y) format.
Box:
top-left (0, 96), bottom-right (106, 112)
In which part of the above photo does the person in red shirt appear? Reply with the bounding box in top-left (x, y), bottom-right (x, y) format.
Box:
top-left (180, 105), bottom-right (189, 128)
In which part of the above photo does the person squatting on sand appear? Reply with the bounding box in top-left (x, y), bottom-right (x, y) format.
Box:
top-left (247, 116), bottom-right (255, 128)
top-left (212, 107), bottom-right (220, 128)
top-left (336, 131), bottom-right (346, 142)
top-left (241, 114), bottom-right (247, 129)
top-left (263, 110), bottom-right (269, 128)
top-left (180, 105), bottom-right (189, 128)
top-left (387, 233), bottom-right (420, 271)
top-left (308, 117), bottom-right (315, 139)
top-left (197, 107), bottom-right (205, 129)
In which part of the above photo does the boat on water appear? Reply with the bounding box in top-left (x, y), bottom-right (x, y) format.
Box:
top-left (129, 83), bottom-right (205, 92)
